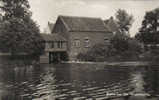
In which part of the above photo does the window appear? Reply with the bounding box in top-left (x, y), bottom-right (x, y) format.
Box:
top-left (104, 37), bottom-right (110, 44)
top-left (51, 42), bottom-right (54, 48)
top-left (74, 39), bottom-right (80, 47)
top-left (113, 32), bottom-right (116, 35)
top-left (46, 42), bottom-right (49, 49)
top-left (84, 37), bottom-right (90, 47)
top-left (57, 41), bottom-right (63, 48)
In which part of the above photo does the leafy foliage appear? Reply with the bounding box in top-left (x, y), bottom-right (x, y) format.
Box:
top-left (0, 0), bottom-right (31, 20)
top-left (115, 9), bottom-right (134, 36)
top-left (77, 39), bottom-right (141, 62)
top-left (105, 9), bottom-right (134, 36)
top-left (109, 9), bottom-right (136, 57)
top-left (111, 36), bottom-right (142, 60)
top-left (111, 33), bottom-right (129, 53)
top-left (77, 44), bottom-right (114, 61)
top-left (135, 8), bottom-right (159, 44)
top-left (0, 0), bottom-right (44, 56)
top-left (77, 9), bottom-right (140, 62)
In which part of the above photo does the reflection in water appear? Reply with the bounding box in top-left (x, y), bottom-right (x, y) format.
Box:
top-left (143, 66), bottom-right (159, 95)
top-left (131, 71), bottom-right (145, 93)
top-left (0, 63), bottom-right (158, 100)
top-left (33, 71), bottom-right (57, 100)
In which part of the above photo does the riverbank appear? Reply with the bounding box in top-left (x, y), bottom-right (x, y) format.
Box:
top-left (62, 61), bottom-right (151, 67)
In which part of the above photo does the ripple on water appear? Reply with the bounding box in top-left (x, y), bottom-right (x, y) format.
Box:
top-left (0, 63), bottom-right (156, 100)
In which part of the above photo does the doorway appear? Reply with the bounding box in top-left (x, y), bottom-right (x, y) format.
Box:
top-left (49, 52), bottom-right (68, 63)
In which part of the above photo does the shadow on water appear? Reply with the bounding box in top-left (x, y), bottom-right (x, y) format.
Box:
top-left (143, 65), bottom-right (159, 96)
top-left (0, 62), bottom-right (159, 100)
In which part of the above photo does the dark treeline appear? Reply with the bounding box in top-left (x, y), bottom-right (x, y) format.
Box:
top-left (0, 0), bottom-right (45, 57)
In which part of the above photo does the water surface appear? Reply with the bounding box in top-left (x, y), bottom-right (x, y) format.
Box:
top-left (0, 63), bottom-right (158, 100)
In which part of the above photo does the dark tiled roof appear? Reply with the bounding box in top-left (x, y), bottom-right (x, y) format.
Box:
top-left (59, 15), bottom-right (109, 32)
top-left (40, 34), bottom-right (67, 42)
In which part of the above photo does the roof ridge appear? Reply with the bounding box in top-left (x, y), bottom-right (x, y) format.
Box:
top-left (59, 15), bottom-right (102, 20)
top-left (59, 15), bottom-right (70, 31)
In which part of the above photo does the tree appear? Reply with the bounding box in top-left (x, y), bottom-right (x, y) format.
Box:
top-left (104, 9), bottom-right (141, 61)
top-left (0, 0), bottom-right (31, 20)
top-left (115, 9), bottom-right (134, 36)
top-left (110, 9), bottom-right (134, 51)
top-left (110, 34), bottom-right (141, 60)
top-left (0, 0), bottom-right (44, 56)
top-left (104, 16), bottom-right (119, 33)
top-left (135, 8), bottom-right (159, 45)
top-left (111, 33), bottom-right (129, 53)
top-left (109, 9), bottom-right (137, 58)
top-left (105, 9), bottom-right (134, 36)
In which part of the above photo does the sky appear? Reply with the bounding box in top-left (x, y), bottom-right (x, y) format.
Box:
top-left (28, 0), bottom-right (159, 37)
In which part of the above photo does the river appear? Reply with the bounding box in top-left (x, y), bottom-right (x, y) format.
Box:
top-left (0, 63), bottom-right (158, 100)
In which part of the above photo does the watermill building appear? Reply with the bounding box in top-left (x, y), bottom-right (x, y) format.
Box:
top-left (40, 15), bottom-right (113, 63)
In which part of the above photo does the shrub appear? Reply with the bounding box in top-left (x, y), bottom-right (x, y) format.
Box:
top-left (77, 38), bottom-right (142, 62)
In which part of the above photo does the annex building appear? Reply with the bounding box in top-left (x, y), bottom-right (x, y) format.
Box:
top-left (40, 15), bottom-right (113, 63)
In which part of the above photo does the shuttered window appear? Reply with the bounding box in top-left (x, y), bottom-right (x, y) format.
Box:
top-left (104, 37), bottom-right (110, 44)
top-left (84, 37), bottom-right (90, 48)
top-left (74, 39), bottom-right (80, 47)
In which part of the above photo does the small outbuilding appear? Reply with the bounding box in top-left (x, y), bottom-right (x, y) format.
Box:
top-left (40, 33), bottom-right (68, 63)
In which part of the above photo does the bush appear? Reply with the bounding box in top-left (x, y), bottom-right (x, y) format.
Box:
top-left (141, 49), bottom-right (159, 62)
top-left (77, 38), bottom-right (142, 62)
top-left (77, 44), bottom-right (115, 62)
